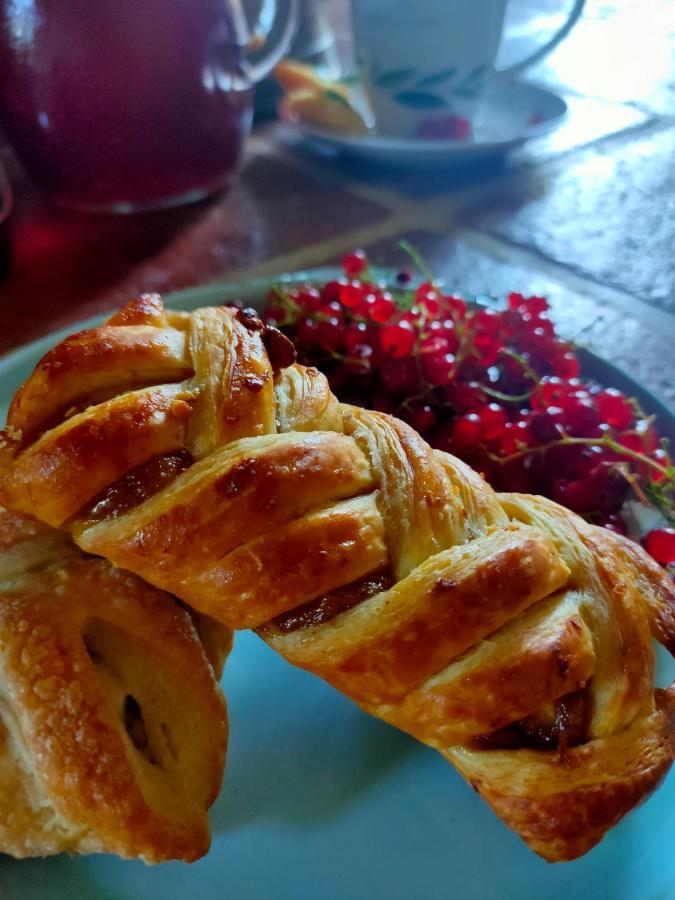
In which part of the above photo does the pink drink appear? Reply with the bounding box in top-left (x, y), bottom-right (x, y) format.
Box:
top-left (0, 0), bottom-right (253, 210)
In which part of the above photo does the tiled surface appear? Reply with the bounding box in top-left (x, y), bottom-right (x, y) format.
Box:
top-left (508, 0), bottom-right (675, 116)
top-left (459, 125), bottom-right (675, 312)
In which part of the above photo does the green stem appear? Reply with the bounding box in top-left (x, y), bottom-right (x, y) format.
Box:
top-left (398, 239), bottom-right (437, 283)
top-left (491, 433), bottom-right (671, 479)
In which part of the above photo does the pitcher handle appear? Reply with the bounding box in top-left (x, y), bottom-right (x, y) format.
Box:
top-left (234, 0), bottom-right (300, 84)
top-left (497, 0), bottom-right (585, 80)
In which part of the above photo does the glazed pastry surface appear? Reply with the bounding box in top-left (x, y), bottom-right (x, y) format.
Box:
top-left (0, 504), bottom-right (228, 863)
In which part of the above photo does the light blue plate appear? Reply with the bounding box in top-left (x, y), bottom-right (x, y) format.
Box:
top-left (1, 272), bottom-right (673, 900)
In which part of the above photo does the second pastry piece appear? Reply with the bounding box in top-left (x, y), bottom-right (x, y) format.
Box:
top-left (1, 295), bottom-right (674, 862)
top-left (0, 505), bottom-right (228, 863)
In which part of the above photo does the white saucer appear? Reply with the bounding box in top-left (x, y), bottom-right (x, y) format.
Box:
top-left (289, 82), bottom-right (567, 168)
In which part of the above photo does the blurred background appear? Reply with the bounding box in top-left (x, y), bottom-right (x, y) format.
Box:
top-left (0, 0), bottom-right (673, 410)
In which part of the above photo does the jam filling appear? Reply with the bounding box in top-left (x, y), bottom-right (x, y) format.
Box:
top-left (260, 567), bottom-right (394, 636)
top-left (77, 450), bottom-right (194, 526)
top-left (470, 690), bottom-right (588, 751)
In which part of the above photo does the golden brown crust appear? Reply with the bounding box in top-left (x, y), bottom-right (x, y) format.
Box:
top-left (0, 506), bottom-right (228, 863)
top-left (1, 296), bottom-right (673, 863)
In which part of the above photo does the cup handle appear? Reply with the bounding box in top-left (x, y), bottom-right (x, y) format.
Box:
top-left (496, 0), bottom-right (585, 80)
top-left (236, 0), bottom-right (300, 84)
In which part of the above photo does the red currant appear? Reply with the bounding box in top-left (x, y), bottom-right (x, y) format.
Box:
top-left (380, 320), bottom-right (416, 357)
top-left (339, 281), bottom-right (364, 309)
top-left (370, 294), bottom-right (397, 324)
top-left (345, 344), bottom-right (375, 375)
top-left (407, 403), bottom-right (437, 435)
top-left (344, 321), bottom-right (369, 352)
top-left (530, 406), bottom-right (565, 443)
top-left (445, 295), bottom-right (467, 321)
top-left (448, 381), bottom-right (487, 413)
top-left (296, 286), bottom-right (321, 312)
top-left (643, 528), bottom-right (675, 565)
top-left (500, 420), bottom-right (533, 455)
top-left (320, 278), bottom-right (347, 304)
top-left (563, 399), bottom-right (602, 437)
top-left (342, 249), bottom-right (368, 278)
top-left (552, 477), bottom-right (596, 513)
top-left (423, 351), bottom-right (456, 386)
top-left (595, 389), bottom-right (634, 430)
top-left (601, 514), bottom-right (627, 535)
top-left (316, 316), bottom-right (345, 351)
top-left (297, 317), bottom-right (319, 345)
top-left (450, 413), bottom-right (483, 449)
top-left (380, 357), bottom-right (419, 394)
top-left (479, 403), bottom-right (508, 441)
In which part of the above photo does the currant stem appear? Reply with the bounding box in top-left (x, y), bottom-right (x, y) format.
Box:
top-left (492, 433), bottom-right (671, 479)
top-left (398, 240), bottom-right (437, 284)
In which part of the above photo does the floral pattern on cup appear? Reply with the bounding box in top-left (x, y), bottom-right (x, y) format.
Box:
top-left (370, 63), bottom-right (487, 109)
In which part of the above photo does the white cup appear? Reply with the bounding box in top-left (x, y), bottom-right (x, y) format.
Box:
top-left (351, 0), bottom-right (585, 137)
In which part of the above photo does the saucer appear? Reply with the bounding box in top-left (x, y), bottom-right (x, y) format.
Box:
top-left (288, 82), bottom-right (567, 168)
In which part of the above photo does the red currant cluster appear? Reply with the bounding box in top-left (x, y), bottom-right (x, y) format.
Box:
top-left (262, 249), bottom-right (675, 567)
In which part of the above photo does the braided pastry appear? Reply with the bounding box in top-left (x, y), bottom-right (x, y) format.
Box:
top-left (0, 504), bottom-right (228, 862)
top-left (2, 294), bottom-right (673, 862)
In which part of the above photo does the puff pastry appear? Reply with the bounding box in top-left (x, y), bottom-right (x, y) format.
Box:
top-left (2, 295), bottom-right (673, 862)
top-left (0, 504), bottom-right (228, 863)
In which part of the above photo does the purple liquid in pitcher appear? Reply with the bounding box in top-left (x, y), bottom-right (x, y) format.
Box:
top-left (0, 0), bottom-right (253, 209)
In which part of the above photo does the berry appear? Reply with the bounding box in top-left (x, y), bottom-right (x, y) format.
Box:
top-left (297, 317), bottom-right (319, 345)
top-left (380, 357), bottom-right (419, 394)
top-left (407, 403), bottom-right (437, 435)
top-left (501, 419), bottom-right (533, 455)
top-left (320, 278), bottom-right (346, 304)
top-left (601, 514), bottom-right (627, 535)
top-left (380, 320), bottom-right (416, 357)
top-left (370, 293), bottom-right (397, 324)
top-left (344, 321), bottom-right (369, 352)
top-left (594, 389), bottom-right (634, 430)
top-left (396, 269), bottom-right (412, 285)
top-left (316, 316), bottom-right (344, 351)
top-left (450, 414), bottom-right (483, 449)
top-left (445, 295), bottom-right (467, 321)
top-left (339, 281), bottom-right (364, 309)
top-left (449, 381), bottom-right (487, 413)
top-left (345, 344), bottom-right (375, 375)
top-left (416, 282), bottom-right (441, 313)
top-left (552, 477), bottom-right (596, 513)
top-left (479, 403), bottom-right (508, 441)
top-left (474, 309), bottom-right (501, 336)
top-left (643, 528), bottom-right (675, 566)
top-left (423, 351), bottom-right (456, 386)
top-left (296, 286), bottom-right (321, 312)
top-left (530, 406), bottom-right (565, 443)
top-left (564, 400), bottom-right (602, 437)
top-left (553, 349), bottom-right (581, 379)
top-left (342, 249), bottom-right (367, 278)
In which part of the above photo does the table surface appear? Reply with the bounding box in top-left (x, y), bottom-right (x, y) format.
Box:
top-left (1, 0), bottom-right (673, 409)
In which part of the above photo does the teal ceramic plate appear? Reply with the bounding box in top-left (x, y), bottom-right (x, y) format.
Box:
top-left (0, 271), bottom-right (673, 900)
